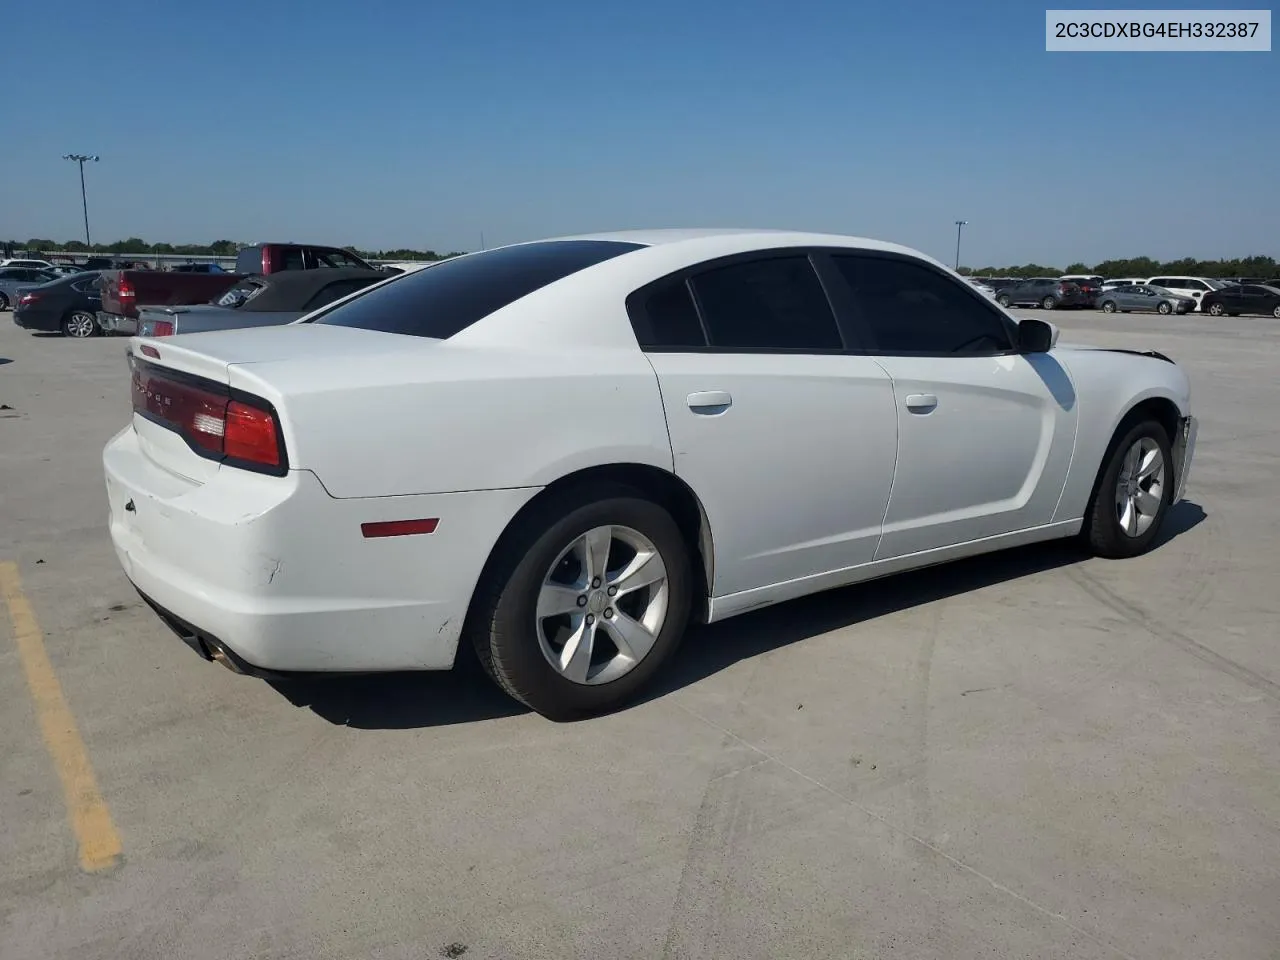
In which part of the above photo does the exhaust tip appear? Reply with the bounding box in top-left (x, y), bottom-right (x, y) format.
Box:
top-left (207, 641), bottom-right (247, 674)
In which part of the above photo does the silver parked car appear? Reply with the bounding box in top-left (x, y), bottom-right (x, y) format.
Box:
top-left (0, 266), bottom-right (59, 310)
top-left (1096, 284), bottom-right (1195, 316)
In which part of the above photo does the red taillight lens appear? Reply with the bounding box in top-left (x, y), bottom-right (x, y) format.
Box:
top-left (152, 320), bottom-right (174, 337)
top-left (129, 356), bottom-right (284, 472)
top-left (224, 401), bottom-right (280, 467)
top-left (18, 293), bottom-right (39, 306)
top-left (118, 279), bottom-right (135, 300)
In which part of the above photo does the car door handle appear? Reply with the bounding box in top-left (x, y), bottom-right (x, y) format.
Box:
top-left (905, 394), bottom-right (938, 414)
top-left (687, 391), bottom-right (732, 414)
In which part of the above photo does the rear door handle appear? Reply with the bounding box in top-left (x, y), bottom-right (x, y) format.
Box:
top-left (687, 390), bottom-right (732, 414)
top-left (905, 393), bottom-right (938, 414)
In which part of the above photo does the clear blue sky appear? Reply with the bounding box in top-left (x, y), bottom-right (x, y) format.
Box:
top-left (4, 0), bottom-right (1276, 266)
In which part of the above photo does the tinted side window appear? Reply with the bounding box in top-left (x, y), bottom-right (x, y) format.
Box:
top-left (689, 256), bottom-right (842, 351)
top-left (1150, 277), bottom-right (1173, 287)
top-left (833, 255), bottom-right (1013, 355)
top-left (628, 278), bottom-right (707, 348)
top-left (315, 240), bottom-right (643, 339)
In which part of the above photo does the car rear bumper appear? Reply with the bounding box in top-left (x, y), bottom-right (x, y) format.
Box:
top-left (103, 424), bottom-right (538, 673)
top-left (12, 309), bottom-right (59, 331)
top-left (98, 311), bottom-right (137, 335)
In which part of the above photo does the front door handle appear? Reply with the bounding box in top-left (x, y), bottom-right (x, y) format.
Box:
top-left (687, 390), bottom-right (732, 414)
top-left (905, 393), bottom-right (938, 414)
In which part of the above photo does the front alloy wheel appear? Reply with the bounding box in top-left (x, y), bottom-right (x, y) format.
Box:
top-left (1085, 419), bottom-right (1172, 558)
top-left (1157, 301), bottom-right (1172, 315)
top-left (1101, 300), bottom-right (1116, 313)
top-left (1114, 437), bottom-right (1166, 539)
top-left (1041, 296), bottom-right (1057, 310)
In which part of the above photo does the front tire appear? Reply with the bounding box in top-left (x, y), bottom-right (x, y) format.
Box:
top-left (1206, 302), bottom-right (1225, 316)
top-left (467, 486), bottom-right (693, 720)
top-left (1273, 306), bottom-right (1280, 318)
top-left (1084, 419), bottom-right (1173, 559)
top-left (1157, 300), bottom-right (1172, 315)
top-left (1041, 296), bottom-right (1057, 310)
top-left (996, 294), bottom-right (1011, 307)
top-left (0, 292), bottom-right (9, 311)
top-left (1100, 300), bottom-right (1117, 313)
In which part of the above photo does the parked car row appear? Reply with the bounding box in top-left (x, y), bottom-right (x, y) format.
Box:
top-left (971, 273), bottom-right (1280, 313)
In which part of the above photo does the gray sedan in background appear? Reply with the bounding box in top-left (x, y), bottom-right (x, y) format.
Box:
top-left (1096, 284), bottom-right (1195, 316)
top-left (0, 266), bottom-right (58, 310)
top-left (137, 267), bottom-right (388, 337)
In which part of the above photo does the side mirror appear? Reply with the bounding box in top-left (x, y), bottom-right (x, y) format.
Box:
top-left (1018, 317), bottom-right (1058, 353)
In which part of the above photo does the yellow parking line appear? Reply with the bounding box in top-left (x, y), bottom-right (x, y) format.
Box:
top-left (0, 561), bottom-right (122, 873)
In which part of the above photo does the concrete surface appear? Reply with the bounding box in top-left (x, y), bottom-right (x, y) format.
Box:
top-left (0, 309), bottom-right (1277, 960)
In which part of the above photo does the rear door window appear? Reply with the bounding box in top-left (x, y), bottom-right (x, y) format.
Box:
top-left (313, 240), bottom-right (643, 339)
top-left (688, 255), bottom-right (843, 351)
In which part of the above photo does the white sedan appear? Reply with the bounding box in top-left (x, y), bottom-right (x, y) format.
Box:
top-left (104, 229), bottom-right (1197, 719)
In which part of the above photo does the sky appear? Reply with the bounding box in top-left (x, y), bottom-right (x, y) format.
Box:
top-left (3, 0), bottom-right (1276, 267)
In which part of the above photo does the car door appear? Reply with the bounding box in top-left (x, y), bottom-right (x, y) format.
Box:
top-left (628, 251), bottom-right (899, 599)
top-left (827, 251), bottom-right (1078, 559)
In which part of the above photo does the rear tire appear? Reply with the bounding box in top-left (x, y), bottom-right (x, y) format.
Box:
top-left (1273, 306), bottom-right (1280, 318)
top-left (466, 485), bottom-right (693, 720)
top-left (62, 310), bottom-right (99, 338)
top-left (996, 294), bottom-right (1011, 307)
top-left (1083, 419), bottom-right (1173, 559)
top-left (0, 293), bottom-right (9, 311)
top-left (1100, 300), bottom-right (1116, 313)
top-left (1041, 296), bottom-right (1057, 310)
top-left (1206, 302), bottom-right (1225, 316)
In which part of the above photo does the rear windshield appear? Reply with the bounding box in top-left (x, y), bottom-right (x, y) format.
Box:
top-left (312, 240), bottom-right (644, 339)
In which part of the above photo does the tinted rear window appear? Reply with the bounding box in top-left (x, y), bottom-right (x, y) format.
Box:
top-left (313, 240), bottom-right (644, 339)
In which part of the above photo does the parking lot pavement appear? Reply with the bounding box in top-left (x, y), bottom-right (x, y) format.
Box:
top-left (1, 310), bottom-right (1278, 960)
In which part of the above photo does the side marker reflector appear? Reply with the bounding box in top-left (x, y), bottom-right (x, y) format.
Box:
top-left (361, 518), bottom-right (439, 539)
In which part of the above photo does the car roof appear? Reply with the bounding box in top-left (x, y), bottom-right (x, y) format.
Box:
top-left (445, 228), bottom-right (963, 352)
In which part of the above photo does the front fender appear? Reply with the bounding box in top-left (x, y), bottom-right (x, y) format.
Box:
top-left (1051, 349), bottom-right (1191, 521)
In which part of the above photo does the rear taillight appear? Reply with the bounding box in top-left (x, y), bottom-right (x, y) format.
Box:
top-left (18, 293), bottom-right (40, 306)
top-left (129, 356), bottom-right (285, 473)
top-left (224, 401), bottom-right (281, 467)
top-left (118, 278), bottom-right (135, 300)
top-left (152, 320), bottom-right (174, 337)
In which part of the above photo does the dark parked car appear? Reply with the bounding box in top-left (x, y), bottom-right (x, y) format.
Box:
top-left (169, 262), bottom-right (228, 273)
top-left (994, 277), bottom-right (1087, 310)
top-left (234, 242), bottom-right (375, 275)
top-left (987, 277), bottom-right (1019, 292)
top-left (137, 267), bottom-right (388, 337)
top-left (11, 271), bottom-right (104, 337)
top-left (1201, 284), bottom-right (1280, 318)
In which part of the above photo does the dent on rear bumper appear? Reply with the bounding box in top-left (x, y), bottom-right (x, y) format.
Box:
top-left (103, 426), bottom-right (538, 672)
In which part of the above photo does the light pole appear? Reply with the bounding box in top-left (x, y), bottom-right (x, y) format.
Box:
top-left (62, 154), bottom-right (99, 247)
top-left (954, 219), bottom-right (968, 271)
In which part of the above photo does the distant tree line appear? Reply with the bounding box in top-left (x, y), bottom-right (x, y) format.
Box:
top-left (2, 238), bottom-right (466, 261)
top-left (960, 255), bottom-right (1278, 280)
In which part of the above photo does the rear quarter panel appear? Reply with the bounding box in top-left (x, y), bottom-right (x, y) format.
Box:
top-left (1051, 348), bottom-right (1191, 521)
top-left (228, 343), bottom-right (675, 499)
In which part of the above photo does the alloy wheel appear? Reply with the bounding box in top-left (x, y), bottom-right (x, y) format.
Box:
top-left (1114, 437), bottom-right (1165, 538)
top-left (535, 524), bottom-right (670, 685)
